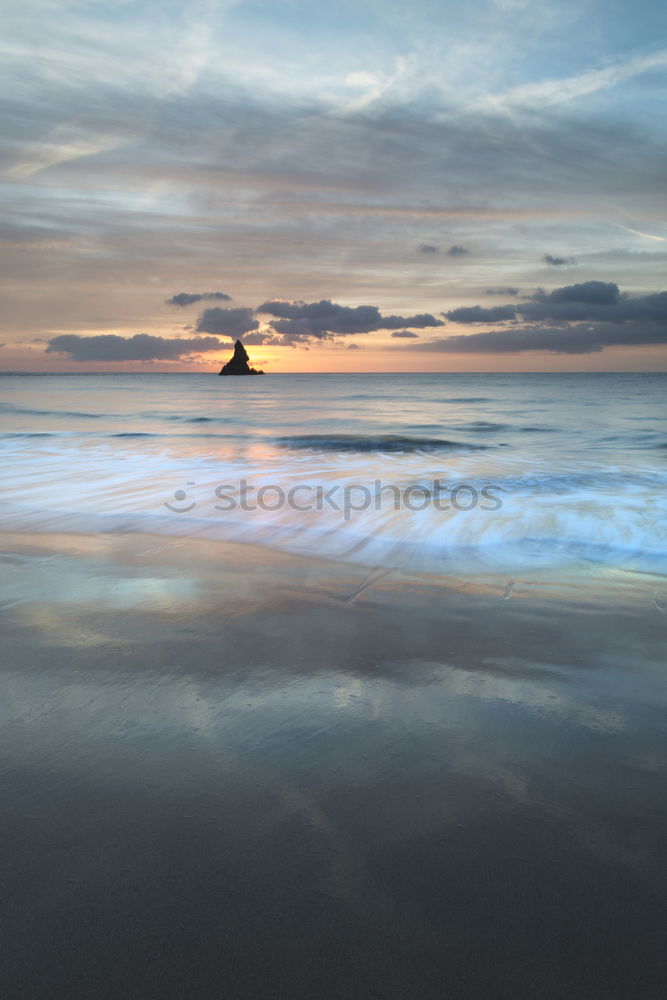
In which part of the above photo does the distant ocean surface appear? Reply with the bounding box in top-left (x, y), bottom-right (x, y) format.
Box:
top-left (1, 372), bottom-right (666, 576)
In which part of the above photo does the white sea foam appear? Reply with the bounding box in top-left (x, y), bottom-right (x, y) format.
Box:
top-left (1, 372), bottom-right (665, 576)
top-left (1, 431), bottom-right (665, 576)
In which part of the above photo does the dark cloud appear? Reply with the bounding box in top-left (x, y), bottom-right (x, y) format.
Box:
top-left (45, 333), bottom-right (224, 361)
top-left (268, 318), bottom-right (322, 342)
top-left (195, 307), bottom-right (259, 338)
top-left (446, 305), bottom-right (517, 324)
top-left (405, 279), bottom-right (667, 354)
top-left (521, 283), bottom-right (667, 325)
top-left (543, 254), bottom-right (577, 266)
top-left (257, 299), bottom-right (443, 342)
top-left (391, 330), bottom-right (419, 338)
top-left (242, 331), bottom-right (279, 345)
top-left (445, 282), bottom-right (667, 328)
top-left (418, 244), bottom-right (439, 254)
top-left (166, 291), bottom-right (232, 307)
top-left (485, 287), bottom-right (519, 296)
top-left (547, 281), bottom-right (619, 305)
top-left (385, 312), bottom-right (443, 330)
top-left (446, 245), bottom-right (469, 256)
top-left (411, 323), bottom-right (667, 354)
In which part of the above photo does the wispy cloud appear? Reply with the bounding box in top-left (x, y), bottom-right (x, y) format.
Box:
top-left (3, 123), bottom-right (133, 180)
top-left (334, 55), bottom-right (413, 114)
top-left (471, 47), bottom-right (667, 112)
top-left (617, 224), bottom-right (666, 243)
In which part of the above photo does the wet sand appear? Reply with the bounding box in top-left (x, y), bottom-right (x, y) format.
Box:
top-left (1, 531), bottom-right (666, 998)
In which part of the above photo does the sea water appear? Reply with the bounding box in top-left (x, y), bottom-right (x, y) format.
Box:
top-left (1, 372), bottom-right (666, 577)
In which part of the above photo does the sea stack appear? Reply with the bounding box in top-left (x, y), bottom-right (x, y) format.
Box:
top-left (218, 340), bottom-right (264, 376)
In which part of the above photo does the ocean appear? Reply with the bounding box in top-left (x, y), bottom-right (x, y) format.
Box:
top-left (1, 371), bottom-right (666, 577)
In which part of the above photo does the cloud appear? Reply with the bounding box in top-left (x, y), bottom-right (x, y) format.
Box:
top-left (520, 282), bottom-right (667, 324)
top-left (485, 287), bottom-right (519, 296)
top-left (3, 122), bottom-right (134, 181)
top-left (4, 74), bottom-right (666, 361)
top-left (45, 333), bottom-right (224, 361)
top-left (547, 281), bottom-right (619, 305)
top-left (446, 245), bottom-right (469, 256)
top-left (408, 279), bottom-right (667, 354)
top-left (391, 330), bottom-right (419, 338)
top-left (166, 291), bottom-right (232, 307)
top-left (3, 10), bottom-right (666, 368)
top-left (471, 48), bottom-right (667, 113)
top-left (412, 323), bottom-right (667, 354)
top-left (257, 299), bottom-right (443, 342)
top-left (418, 243), bottom-right (439, 253)
top-left (446, 305), bottom-right (517, 324)
top-left (543, 254), bottom-right (577, 266)
top-left (242, 331), bottom-right (280, 345)
top-left (617, 224), bottom-right (666, 243)
top-left (195, 307), bottom-right (259, 338)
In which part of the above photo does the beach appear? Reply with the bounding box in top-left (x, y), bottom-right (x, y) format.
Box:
top-left (2, 527), bottom-right (667, 998)
top-left (1, 372), bottom-right (666, 997)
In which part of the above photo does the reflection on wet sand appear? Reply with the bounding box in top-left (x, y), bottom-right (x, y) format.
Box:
top-left (1, 533), bottom-right (667, 998)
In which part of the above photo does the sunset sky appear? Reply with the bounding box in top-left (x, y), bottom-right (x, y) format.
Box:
top-left (2, 0), bottom-right (667, 372)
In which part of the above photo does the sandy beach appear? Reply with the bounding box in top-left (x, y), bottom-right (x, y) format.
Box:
top-left (2, 530), bottom-right (666, 998)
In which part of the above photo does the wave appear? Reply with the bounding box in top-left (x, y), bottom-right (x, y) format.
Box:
top-left (2, 495), bottom-right (665, 578)
top-left (443, 397), bottom-right (491, 403)
top-left (338, 395), bottom-right (492, 404)
top-left (0, 432), bottom-right (54, 438)
top-left (165, 415), bottom-right (220, 423)
top-left (461, 422), bottom-right (509, 432)
top-left (0, 403), bottom-right (102, 418)
top-left (1, 435), bottom-right (665, 577)
top-left (273, 434), bottom-right (489, 453)
top-left (1, 430), bottom-right (250, 441)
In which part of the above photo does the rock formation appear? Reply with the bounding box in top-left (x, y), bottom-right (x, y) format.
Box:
top-left (218, 340), bottom-right (264, 376)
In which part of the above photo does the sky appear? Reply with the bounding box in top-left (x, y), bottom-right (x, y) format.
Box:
top-left (2, 0), bottom-right (667, 372)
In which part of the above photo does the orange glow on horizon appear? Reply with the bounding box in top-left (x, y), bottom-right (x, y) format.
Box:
top-left (3, 342), bottom-right (667, 375)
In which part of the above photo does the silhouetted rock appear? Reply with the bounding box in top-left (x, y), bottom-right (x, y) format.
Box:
top-left (218, 340), bottom-right (264, 376)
